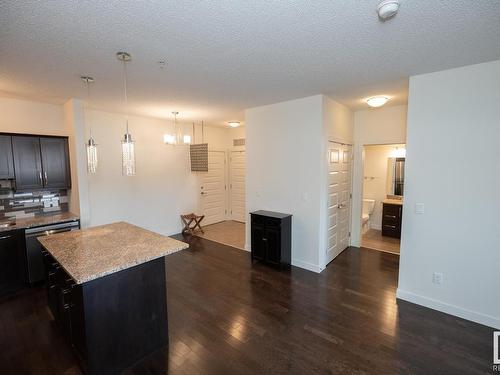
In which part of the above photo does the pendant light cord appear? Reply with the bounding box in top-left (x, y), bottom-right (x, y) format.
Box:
top-left (122, 58), bottom-right (129, 134)
top-left (85, 79), bottom-right (93, 139)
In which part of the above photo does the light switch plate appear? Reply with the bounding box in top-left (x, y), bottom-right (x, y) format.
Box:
top-left (415, 203), bottom-right (425, 214)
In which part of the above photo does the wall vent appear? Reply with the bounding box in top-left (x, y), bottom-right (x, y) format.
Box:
top-left (233, 138), bottom-right (245, 147)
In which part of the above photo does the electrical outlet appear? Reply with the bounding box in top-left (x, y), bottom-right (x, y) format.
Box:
top-left (432, 272), bottom-right (444, 285)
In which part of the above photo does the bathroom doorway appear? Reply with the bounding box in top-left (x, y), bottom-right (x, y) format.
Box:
top-left (361, 144), bottom-right (405, 255)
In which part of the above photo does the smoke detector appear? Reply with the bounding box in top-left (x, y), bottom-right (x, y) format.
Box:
top-left (377, 0), bottom-right (400, 20)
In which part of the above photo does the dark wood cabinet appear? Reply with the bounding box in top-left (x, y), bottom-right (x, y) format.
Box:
top-left (11, 135), bottom-right (71, 190)
top-left (250, 211), bottom-right (291, 268)
top-left (40, 137), bottom-right (71, 189)
top-left (12, 136), bottom-right (43, 190)
top-left (0, 135), bottom-right (15, 179)
top-left (41, 248), bottom-right (167, 375)
top-left (382, 203), bottom-right (403, 238)
top-left (0, 229), bottom-right (27, 295)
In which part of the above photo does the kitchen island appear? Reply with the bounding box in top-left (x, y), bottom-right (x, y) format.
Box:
top-left (38, 222), bottom-right (189, 375)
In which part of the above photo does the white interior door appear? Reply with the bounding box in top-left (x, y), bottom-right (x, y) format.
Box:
top-left (200, 151), bottom-right (227, 225)
top-left (229, 150), bottom-right (246, 222)
top-left (326, 142), bottom-right (352, 264)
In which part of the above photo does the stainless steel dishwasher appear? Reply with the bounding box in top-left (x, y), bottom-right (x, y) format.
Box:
top-left (25, 220), bottom-right (80, 284)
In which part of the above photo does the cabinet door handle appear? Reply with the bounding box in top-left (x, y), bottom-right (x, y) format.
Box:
top-left (385, 225), bottom-right (397, 229)
top-left (38, 171), bottom-right (43, 184)
top-left (44, 171), bottom-right (48, 185)
top-left (385, 215), bottom-right (396, 219)
top-left (0, 235), bottom-right (13, 241)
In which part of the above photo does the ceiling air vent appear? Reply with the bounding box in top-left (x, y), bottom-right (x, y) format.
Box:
top-left (233, 138), bottom-right (245, 147)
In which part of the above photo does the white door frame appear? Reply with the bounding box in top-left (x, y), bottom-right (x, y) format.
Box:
top-left (350, 142), bottom-right (405, 248)
top-left (198, 150), bottom-right (228, 224)
top-left (322, 140), bottom-right (354, 269)
top-left (228, 150), bottom-right (246, 222)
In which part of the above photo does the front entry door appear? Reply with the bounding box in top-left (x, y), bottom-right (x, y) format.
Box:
top-left (200, 151), bottom-right (227, 225)
top-left (326, 142), bottom-right (352, 264)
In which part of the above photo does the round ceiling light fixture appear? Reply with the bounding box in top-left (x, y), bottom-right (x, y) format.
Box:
top-left (365, 96), bottom-right (390, 108)
top-left (377, 0), bottom-right (400, 20)
top-left (227, 121), bottom-right (240, 128)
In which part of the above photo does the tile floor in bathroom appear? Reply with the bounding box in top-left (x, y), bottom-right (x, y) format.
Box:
top-left (361, 229), bottom-right (400, 255)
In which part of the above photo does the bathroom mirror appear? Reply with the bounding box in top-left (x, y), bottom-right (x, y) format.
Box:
top-left (386, 157), bottom-right (405, 197)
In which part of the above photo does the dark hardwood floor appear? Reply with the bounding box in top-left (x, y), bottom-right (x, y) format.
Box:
top-left (0, 234), bottom-right (494, 374)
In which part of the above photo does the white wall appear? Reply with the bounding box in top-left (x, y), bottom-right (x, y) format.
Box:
top-left (0, 97), bottom-right (65, 135)
top-left (246, 95), bottom-right (324, 272)
top-left (398, 60), bottom-right (500, 329)
top-left (351, 105), bottom-right (407, 245)
top-left (85, 109), bottom-right (237, 235)
top-left (362, 145), bottom-right (404, 230)
top-left (246, 95), bottom-right (353, 272)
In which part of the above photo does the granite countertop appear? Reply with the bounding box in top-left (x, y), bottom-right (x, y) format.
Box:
top-left (0, 212), bottom-right (80, 233)
top-left (38, 222), bottom-right (189, 284)
top-left (383, 198), bottom-right (403, 206)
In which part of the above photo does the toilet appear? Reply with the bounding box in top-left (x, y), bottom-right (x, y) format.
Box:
top-left (362, 199), bottom-right (375, 233)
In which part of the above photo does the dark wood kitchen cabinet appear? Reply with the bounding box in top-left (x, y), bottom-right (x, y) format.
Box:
top-left (12, 136), bottom-right (43, 190)
top-left (0, 229), bottom-right (27, 295)
top-left (0, 135), bottom-right (15, 179)
top-left (11, 135), bottom-right (71, 190)
top-left (382, 203), bottom-right (403, 238)
top-left (250, 211), bottom-right (292, 269)
top-left (40, 137), bottom-right (71, 189)
top-left (41, 246), bottom-right (168, 375)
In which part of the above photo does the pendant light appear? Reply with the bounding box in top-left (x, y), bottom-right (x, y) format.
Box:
top-left (164, 111), bottom-right (191, 145)
top-left (117, 52), bottom-right (135, 176)
top-left (81, 76), bottom-right (98, 174)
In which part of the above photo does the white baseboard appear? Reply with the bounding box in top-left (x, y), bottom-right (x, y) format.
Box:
top-left (243, 243), bottom-right (251, 252)
top-left (291, 258), bottom-right (321, 273)
top-left (396, 288), bottom-right (500, 329)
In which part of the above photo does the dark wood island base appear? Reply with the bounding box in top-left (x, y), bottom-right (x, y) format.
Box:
top-left (42, 248), bottom-right (168, 374)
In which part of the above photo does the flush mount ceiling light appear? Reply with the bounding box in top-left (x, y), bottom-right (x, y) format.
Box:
top-left (81, 76), bottom-right (98, 174)
top-left (227, 121), bottom-right (240, 128)
top-left (377, 0), bottom-right (400, 20)
top-left (116, 51), bottom-right (136, 176)
top-left (365, 96), bottom-right (390, 108)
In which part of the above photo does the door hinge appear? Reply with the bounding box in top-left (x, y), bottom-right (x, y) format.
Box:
top-left (225, 209), bottom-right (227, 214)
top-left (348, 232), bottom-right (351, 237)
top-left (225, 185), bottom-right (227, 190)
top-left (349, 193), bottom-right (352, 199)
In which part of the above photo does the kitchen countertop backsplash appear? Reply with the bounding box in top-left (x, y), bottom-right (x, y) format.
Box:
top-left (0, 186), bottom-right (69, 221)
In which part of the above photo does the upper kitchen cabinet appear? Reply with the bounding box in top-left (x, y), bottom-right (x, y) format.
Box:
top-left (12, 135), bottom-right (71, 191)
top-left (12, 136), bottom-right (44, 190)
top-left (0, 135), bottom-right (15, 179)
top-left (40, 137), bottom-right (71, 189)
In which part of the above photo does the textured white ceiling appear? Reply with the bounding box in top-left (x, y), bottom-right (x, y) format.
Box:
top-left (1, 1), bottom-right (499, 126)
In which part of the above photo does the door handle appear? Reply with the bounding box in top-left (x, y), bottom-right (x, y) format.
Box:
top-left (0, 235), bottom-right (13, 241)
top-left (337, 203), bottom-right (345, 209)
top-left (39, 171), bottom-right (43, 184)
top-left (44, 171), bottom-right (48, 185)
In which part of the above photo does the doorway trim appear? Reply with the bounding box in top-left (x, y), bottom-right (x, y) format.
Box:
top-left (320, 139), bottom-right (354, 271)
top-left (350, 142), bottom-right (406, 248)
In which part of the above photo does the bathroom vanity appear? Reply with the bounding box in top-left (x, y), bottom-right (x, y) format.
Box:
top-left (382, 199), bottom-right (403, 238)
